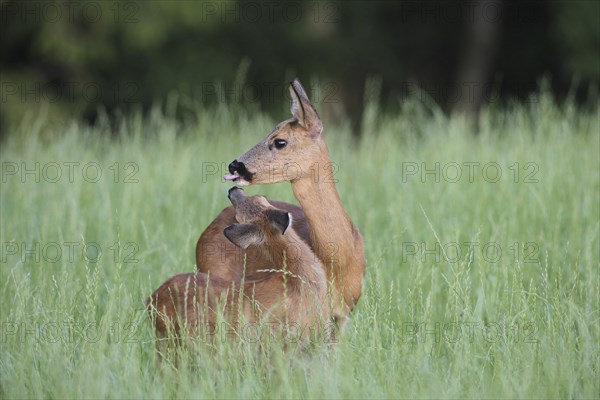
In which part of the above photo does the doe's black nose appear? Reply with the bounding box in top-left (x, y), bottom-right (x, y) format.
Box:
top-left (227, 159), bottom-right (253, 182)
top-left (228, 160), bottom-right (239, 174)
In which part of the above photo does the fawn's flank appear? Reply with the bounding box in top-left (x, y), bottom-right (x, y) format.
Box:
top-left (147, 188), bottom-right (331, 354)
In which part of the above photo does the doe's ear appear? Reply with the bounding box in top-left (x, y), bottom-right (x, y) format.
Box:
top-left (289, 79), bottom-right (323, 135)
top-left (265, 209), bottom-right (292, 235)
top-left (223, 224), bottom-right (262, 249)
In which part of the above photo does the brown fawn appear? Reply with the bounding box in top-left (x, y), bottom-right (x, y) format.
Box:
top-left (147, 188), bottom-right (331, 354)
top-left (196, 79), bottom-right (365, 327)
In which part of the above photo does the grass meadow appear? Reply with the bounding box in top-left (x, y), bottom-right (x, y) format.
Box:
top-left (1, 91), bottom-right (599, 398)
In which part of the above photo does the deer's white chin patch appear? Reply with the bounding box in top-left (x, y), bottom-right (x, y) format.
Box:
top-left (234, 179), bottom-right (250, 187)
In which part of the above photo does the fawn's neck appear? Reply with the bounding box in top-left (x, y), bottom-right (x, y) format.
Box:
top-left (267, 230), bottom-right (324, 286)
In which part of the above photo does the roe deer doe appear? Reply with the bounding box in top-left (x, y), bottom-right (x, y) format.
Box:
top-left (148, 188), bottom-right (331, 355)
top-left (196, 79), bottom-right (365, 328)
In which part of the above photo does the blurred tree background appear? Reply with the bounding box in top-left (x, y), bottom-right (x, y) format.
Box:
top-left (1, 0), bottom-right (598, 136)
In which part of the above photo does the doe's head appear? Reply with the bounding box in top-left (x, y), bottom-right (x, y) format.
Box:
top-left (223, 187), bottom-right (292, 249)
top-left (224, 79), bottom-right (324, 186)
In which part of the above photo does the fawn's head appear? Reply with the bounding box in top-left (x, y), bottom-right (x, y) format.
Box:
top-left (224, 79), bottom-right (324, 186)
top-left (223, 187), bottom-right (292, 249)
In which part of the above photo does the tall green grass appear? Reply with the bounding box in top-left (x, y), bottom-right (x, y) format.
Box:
top-left (1, 93), bottom-right (598, 398)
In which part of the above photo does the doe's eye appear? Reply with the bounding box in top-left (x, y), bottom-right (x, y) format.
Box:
top-left (273, 139), bottom-right (287, 149)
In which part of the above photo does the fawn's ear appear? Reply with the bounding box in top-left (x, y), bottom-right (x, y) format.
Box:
top-left (223, 224), bottom-right (262, 249)
top-left (266, 209), bottom-right (292, 235)
top-left (289, 79), bottom-right (323, 135)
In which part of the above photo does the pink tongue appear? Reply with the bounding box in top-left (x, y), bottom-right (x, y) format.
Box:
top-left (224, 174), bottom-right (238, 181)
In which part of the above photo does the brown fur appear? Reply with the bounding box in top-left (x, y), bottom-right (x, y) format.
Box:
top-left (196, 79), bottom-right (365, 327)
top-left (195, 200), bottom-right (310, 281)
top-left (148, 191), bottom-right (330, 355)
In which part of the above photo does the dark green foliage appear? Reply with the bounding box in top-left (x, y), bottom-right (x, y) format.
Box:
top-left (1, 0), bottom-right (598, 133)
